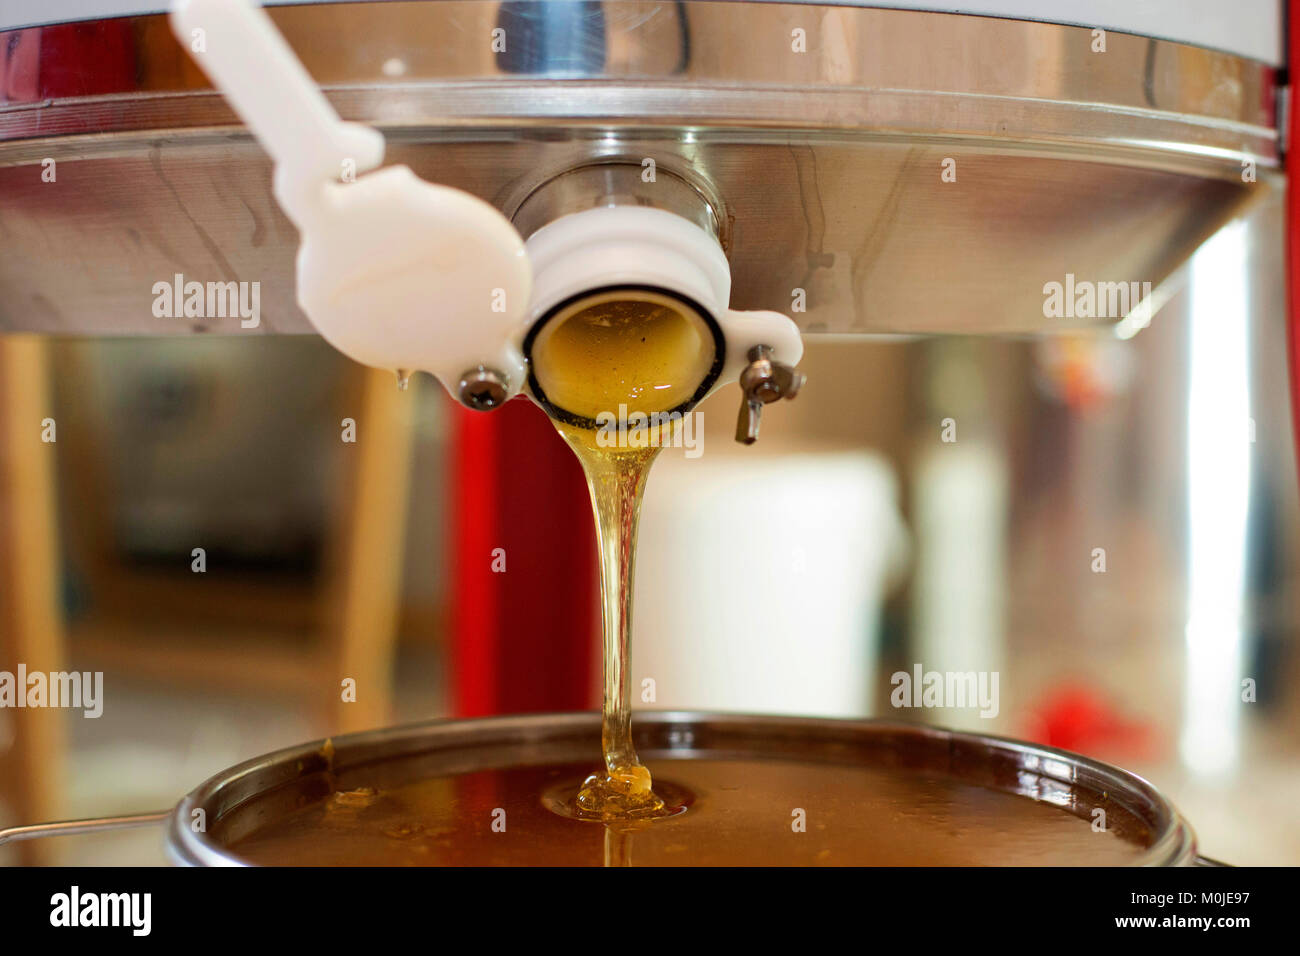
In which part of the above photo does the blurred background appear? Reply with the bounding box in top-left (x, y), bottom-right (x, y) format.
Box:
top-left (0, 192), bottom-right (1296, 866)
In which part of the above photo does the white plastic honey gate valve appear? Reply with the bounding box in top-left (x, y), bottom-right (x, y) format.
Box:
top-left (518, 206), bottom-right (804, 440)
top-left (170, 0), bottom-right (803, 426)
top-left (170, 0), bottom-right (532, 407)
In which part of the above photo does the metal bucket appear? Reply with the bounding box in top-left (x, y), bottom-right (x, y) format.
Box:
top-left (136, 712), bottom-right (1210, 866)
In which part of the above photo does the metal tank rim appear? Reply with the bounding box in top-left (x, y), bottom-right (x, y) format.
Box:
top-left (164, 709), bottom-right (1202, 867)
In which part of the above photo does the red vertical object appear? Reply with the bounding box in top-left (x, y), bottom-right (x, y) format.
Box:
top-left (448, 398), bottom-right (596, 717)
top-left (448, 407), bottom-right (501, 718)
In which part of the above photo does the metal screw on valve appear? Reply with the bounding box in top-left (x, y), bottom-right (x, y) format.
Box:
top-left (459, 366), bottom-right (510, 411)
top-left (735, 345), bottom-right (805, 444)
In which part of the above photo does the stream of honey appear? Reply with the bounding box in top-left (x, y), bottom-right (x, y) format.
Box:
top-left (530, 289), bottom-right (717, 819)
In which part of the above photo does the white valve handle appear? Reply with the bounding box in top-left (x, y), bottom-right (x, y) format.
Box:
top-left (169, 0), bottom-right (533, 403)
top-left (171, 0), bottom-right (384, 227)
top-left (167, 1), bottom-right (799, 415)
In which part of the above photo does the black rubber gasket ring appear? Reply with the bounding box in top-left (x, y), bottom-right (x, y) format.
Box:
top-left (522, 283), bottom-right (727, 431)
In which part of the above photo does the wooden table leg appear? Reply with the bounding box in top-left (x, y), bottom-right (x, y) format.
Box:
top-left (321, 365), bottom-right (415, 734)
top-left (0, 336), bottom-right (67, 865)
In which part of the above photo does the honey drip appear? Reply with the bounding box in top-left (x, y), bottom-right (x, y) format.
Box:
top-left (558, 425), bottom-right (668, 818)
top-left (531, 290), bottom-right (714, 820)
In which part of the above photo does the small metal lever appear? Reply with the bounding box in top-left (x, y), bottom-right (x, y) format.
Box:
top-left (735, 344), bottom-right (805, 444)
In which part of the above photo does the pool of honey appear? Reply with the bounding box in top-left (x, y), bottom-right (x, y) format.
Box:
top-left (219, 756), bottom-right (1154, 866)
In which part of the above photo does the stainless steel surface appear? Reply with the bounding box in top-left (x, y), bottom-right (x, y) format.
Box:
top-left (512, 162), bottom-right (720, 243)
top-left (0, 811), bottom-right (170, 847)
top-left (735, 343), bottom-right (804, 443)
top-left (164, 711), bottom-right (1200, 866)
top-left (0, 1), bottom-right (1278, 337)
top-left (0, 1), bottom-right (1283, 65)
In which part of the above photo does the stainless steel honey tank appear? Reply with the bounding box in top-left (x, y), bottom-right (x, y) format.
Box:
top-left (0, 0), bottom-right (1284, 868)
top-left (0, 1), bottom-right (1280, 337)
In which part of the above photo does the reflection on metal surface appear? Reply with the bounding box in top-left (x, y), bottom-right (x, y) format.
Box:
top-left (1182, 220), bottom-right (1251, 776)
top-left (0, 1), bottom-right (1279, 336)
top-left (511, 161), bottom-right (720, 242)
top-left (0, 810), bottom-right (170, 847)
